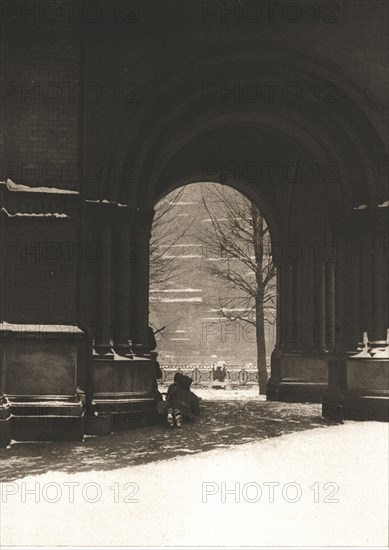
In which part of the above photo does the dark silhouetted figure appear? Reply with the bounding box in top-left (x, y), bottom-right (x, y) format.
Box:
top-left (166, 372), bottom-right (200, 428)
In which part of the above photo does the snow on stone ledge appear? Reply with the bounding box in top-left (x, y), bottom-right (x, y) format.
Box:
top-left (0, 322), bottom-right (83, 333)
top-left (4, 179), bottom-right (79, 195)
top-left (92, 348), bottom-right (151, 361)
top-left (354, 200), bottom-right (389, 210)
top-left (1, 207), bottom-right (69, 218)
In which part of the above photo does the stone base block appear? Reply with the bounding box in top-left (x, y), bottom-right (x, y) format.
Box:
top-left (0, 396), bottom-right (12, 447)
top-left (84, 413), bottom-right (114, 436)
top-left (345, 357), bottom-right (389, 421)
top-left (9, 398), bottom-right (84, 441)
top-left (92, 356), bottom-right (156, 394)
top-left (11, 416), bottom-right (84, 442)
top-left (346, 358), bottom-right (389, 392)
top-left (1, 324), bottom-right (84, 394)
top-left (86, 356), bottom-right (158, 433)
top-left (1, 324), bottom-right (86, 441)
top-left (85, 397), bottom-right (157, 434)
top-left (267, 353), bottom-right (329, 403)
top-left (267, 381), bottom-right (328, 403)
top-left (111, 409), bottom-right (158, 431)
top-left (0, 419), bottom-right (12, 447)
top-left (322, 358), bottom-right (389, 422)
top-left (344, 394), bottom-right (389, 421)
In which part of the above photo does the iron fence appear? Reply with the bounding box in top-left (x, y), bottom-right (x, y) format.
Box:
top-left (158, 364), bottom-right (264, 387)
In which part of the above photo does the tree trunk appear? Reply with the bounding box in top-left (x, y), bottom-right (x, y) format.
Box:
top-left (256, 293), bottom-right (267, 394)
top-left (252, 207), bottom-right (268, 395)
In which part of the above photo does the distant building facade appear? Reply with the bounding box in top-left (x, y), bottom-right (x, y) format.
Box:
top-left (150, 183), bottom-right (275, 367)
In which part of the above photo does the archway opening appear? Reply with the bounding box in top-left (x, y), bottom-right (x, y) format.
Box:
top-left (149, 181), bottom-right (277, 398)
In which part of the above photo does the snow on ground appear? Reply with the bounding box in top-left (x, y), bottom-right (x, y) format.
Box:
top-left (1, 421), bottom-right (387, 547)
top-left (194, 386), bottom-right (265, 400)
top-left (159, 385), bottom-right (264, 401)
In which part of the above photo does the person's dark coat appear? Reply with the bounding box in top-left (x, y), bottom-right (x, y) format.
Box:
top-left (154, 359), bottom-right (162, 380)
top-left (147, 326), bottom-right (157, 351)
top-left (166, 373), bottom-right (200, 420)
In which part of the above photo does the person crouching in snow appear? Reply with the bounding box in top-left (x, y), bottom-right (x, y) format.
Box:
top-left (166, 372), bottom-right (200, 427)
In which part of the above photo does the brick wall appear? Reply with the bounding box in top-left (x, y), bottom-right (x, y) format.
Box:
top-left (1, 1), bottom-right (81, 190)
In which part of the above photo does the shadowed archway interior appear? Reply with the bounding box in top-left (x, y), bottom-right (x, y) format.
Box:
top-left (0, 4), bottom-right (388, 445)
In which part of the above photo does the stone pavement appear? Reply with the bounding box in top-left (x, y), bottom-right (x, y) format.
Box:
top-left (0, 399), bottom-right (327, 482)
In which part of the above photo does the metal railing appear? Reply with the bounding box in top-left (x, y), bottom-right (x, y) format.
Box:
top-left (158, 364), bottom-right (264, 387)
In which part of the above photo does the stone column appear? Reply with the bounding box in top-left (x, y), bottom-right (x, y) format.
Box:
top-left (269, 254), bottom-right (282, 389)
top-left (325, 259), bottom-right (335, 352)
top-left (313, 259), bottom-right (326, 353)
top-left (332, 235), bottom-right (348, 389)
top-left (333, 237), bottom-right (348, 355)
top-left (343, 233), bottom-right (366, 353)
top-left (133, 208), bottom-right (154, 354)
top-left (94, 209), bottom-right (114, 357)
top-left (368, 209), bottom-right (389, 354)
top-left (280, 259), bottom-right (297, 352)
top-left (128, 215), bottom-right (138, 349)
top-left (322, 233), bottom-right (347, 421)
top-left (114, 208), bottom-right (134, 356)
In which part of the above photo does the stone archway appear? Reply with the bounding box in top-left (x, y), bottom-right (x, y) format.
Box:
top-left (99, 42), bottom-right (387, 419)
top-left (1, 31), bottom-right (388, 446)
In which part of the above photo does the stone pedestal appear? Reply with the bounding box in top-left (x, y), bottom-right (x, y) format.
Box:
top-left (322, 209), bottom-right (389, 422)
top-left (0, 324), bottom-right (85, 441)
top-left (85, 355), bottom-right (157, 434)
top-left (0, 395), bottom-right (11, 447)
top-left (267, 352), bottom-right (329, 402)
top-left (343, 357), bottom-right (389, 421)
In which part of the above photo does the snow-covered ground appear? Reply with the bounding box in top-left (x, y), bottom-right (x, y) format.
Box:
top-left (195, 386), bottom-right (265, 400)
top-left (159, 385), bottom-right (264, 401)
top-left (1, 421), bottom-right (387, 547)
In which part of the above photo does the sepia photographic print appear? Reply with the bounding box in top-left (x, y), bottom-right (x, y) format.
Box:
top-left (0, 0), bottom-right (388, 548)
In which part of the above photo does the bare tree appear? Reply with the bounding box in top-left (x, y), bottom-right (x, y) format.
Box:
top-left (200, 185), bottom-right (276, 394)
top-left (150, 187), bottom-right (196, 288)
